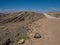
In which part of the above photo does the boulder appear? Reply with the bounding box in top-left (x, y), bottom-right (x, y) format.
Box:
top-left (34, 33), bottom-right (41, 39)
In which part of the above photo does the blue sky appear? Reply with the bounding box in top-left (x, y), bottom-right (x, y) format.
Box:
top-left (0, 0), bottom-right (60, 12)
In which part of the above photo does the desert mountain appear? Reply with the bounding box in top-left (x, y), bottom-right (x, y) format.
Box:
top-left (0, 11), bottom-right (60, 45)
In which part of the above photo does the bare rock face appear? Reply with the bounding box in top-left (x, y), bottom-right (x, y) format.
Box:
top-left (34, 33), bottom-right (41, 39)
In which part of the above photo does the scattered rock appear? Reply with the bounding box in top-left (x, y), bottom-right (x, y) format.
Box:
top-left (17, 39), bottom-right (25, 44)
top-left (34, 33), bottom-right (41, 39)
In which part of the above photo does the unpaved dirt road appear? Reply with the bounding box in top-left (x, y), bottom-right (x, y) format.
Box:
top-left (43, 13), bottom-right (60, 19)
top-left (26, 18), bottom-right (60, 45)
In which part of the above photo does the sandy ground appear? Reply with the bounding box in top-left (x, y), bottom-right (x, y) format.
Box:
top-left (24, 18), bottom-right (60, 45)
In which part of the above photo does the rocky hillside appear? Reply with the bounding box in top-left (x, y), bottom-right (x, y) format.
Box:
top-left (0, 11), bottom-right (45, 45)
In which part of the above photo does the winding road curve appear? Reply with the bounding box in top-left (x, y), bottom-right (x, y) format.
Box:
top-left (43, 13), bottom-right (60, 19)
